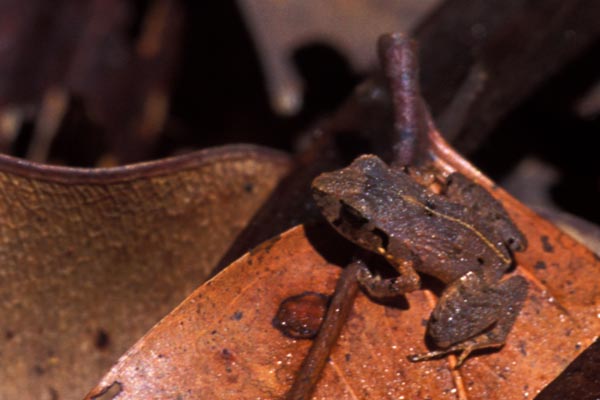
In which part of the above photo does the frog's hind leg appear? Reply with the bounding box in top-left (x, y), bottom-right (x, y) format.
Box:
top-left (409, 272), bottom-right (528, 367)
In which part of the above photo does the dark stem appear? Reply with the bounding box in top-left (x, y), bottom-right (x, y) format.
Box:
top-left (378, 33), bottom-right (429, 167)
top-left (285, 259), bottom-right (362, 400)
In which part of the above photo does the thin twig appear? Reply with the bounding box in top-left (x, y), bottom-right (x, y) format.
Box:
top-left (285, 259), bottom-right (362, 400)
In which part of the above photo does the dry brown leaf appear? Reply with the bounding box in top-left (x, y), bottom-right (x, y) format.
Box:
top-left (0, 145), bottom-right (290, 399)
top-left (85, 137), bottom-right (600, 398)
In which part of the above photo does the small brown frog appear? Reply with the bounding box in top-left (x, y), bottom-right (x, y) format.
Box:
top-left (312, 154), bottom-right (528, 366)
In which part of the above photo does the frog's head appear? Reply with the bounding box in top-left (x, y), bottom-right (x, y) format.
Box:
top-left (312, 155), bottom-right (391, 254)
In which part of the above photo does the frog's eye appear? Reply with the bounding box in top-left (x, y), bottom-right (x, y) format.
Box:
top-left (335, 201), bottom-right (368, 229)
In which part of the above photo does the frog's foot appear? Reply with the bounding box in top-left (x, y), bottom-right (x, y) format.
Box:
top-left (408, 338), bottom-right (505, 368)
top-left (356, 262), bottom-right (420, 298)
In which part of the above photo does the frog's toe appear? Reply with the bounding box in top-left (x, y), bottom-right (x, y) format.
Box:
top-left (407, 345), bottom-right (475, 368)
top-left (455, 348), bottom-right (472, 367)
top-left (407, 349), bottom-right (448, 363)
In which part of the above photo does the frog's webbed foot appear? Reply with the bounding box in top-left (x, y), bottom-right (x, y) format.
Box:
top-left (356, 259), bottom-right (420, 298)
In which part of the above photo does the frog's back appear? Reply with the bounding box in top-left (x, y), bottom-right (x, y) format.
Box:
top-left (347, 156), bottom-right (513, 283)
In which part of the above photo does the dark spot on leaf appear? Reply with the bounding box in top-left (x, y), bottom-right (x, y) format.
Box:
top-left (519, 340), bottom-right (527, 356)
top-left (231, 311), bottom-right (243, 321)
top-left (534, 261), bottom-right (547, 270)
top-left (95, 329), bottom-right (110, 350)
top-left (221, 348), bottom-right (234, 361)
top-left (5, 330), bottom-right (14, 340)
top-left (33, 365), bottom-right (45, 375)
top-left (243, 182), bottom-right (254, 193)
top-left (541, 235), bottom-right (554, 253)
top-left (345, 353), bottom-right (351, 362)
top-left (273, 291), bottom-right (329, 339)
top-left (220, 348), bottom-right (236, 374)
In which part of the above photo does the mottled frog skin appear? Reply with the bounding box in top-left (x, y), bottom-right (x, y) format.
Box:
top-left (312, 154), bottom-right (528, 365)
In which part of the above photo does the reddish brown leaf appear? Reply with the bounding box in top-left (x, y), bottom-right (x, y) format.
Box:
top-left (85, 137), bottom-right (600, 398)
top-left (0, 145), bottom-right (290, 399)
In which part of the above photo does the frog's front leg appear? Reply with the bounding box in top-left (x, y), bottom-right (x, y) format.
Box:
top-left (357, 248), bottom-right (421, 298)
top-left (409, 271), bottom-right (528, 367)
